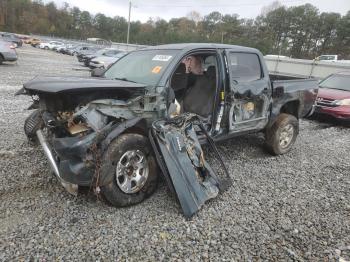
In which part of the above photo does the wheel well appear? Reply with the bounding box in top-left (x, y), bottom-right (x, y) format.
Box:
top-left (280, 100), bottom-right (300, 118)
top-left (124, 126), bottom-right (148, 136)
top-left (123, 119), bottom-right (148, 137)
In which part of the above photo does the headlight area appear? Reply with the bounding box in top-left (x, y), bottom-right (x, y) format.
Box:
top-left (334, 99), bottom-right (350, 106)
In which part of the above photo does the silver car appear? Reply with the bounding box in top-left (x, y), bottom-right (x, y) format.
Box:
top-left (89, 52), bottom-right (127, 69)
top-left (0, 39), bottom-right (17, 64)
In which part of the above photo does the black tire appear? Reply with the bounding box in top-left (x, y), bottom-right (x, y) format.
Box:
top-left (44, 46), bottom-right (49, 50)
top-left (265, 113), bottom-right (299, 155)
top-left (101, 133), bottom-right (158, 207)
top-left (24, 110), bottom-right (44, 144)
top-left (0, 55), bottom-right (3, 65)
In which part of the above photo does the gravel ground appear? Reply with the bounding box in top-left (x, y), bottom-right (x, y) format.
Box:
top-left (0, 46), bottom-right (349, 261)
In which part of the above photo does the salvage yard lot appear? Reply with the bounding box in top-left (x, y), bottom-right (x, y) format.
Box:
top-left (0, 46), bottom-right (349, 261)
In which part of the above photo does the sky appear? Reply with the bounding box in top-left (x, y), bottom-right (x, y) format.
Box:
top-left (43, 0), bottom-right (350, 22)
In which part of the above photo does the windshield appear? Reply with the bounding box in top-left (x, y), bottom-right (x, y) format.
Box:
top-left (319, 74), bottom-right (350, 91)
top-left (104, 49), bottom-right (178, 86)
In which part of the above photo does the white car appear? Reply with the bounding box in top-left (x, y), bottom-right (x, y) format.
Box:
top-left (39, 41), bottom-right (64, 50)
top-left (315, 55), bottom-right (350, 63)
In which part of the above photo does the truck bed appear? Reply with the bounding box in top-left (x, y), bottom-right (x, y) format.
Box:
top-left (269, 74), bottom-right (319, 120)
top-left (269, 74), bottom-right (312, 81)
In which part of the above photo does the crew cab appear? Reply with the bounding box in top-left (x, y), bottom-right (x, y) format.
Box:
top-left (17, 44), bottom-right (318, 217)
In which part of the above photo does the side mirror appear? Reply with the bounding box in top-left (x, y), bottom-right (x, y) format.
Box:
top-left (91, 68), bottom-right (105, 77)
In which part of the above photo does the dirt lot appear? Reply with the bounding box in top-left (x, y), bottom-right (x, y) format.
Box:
top-left (0, 45), bottom-right (349, 261)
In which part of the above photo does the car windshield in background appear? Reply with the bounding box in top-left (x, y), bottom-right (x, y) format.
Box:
top-left (319, 74), bottom-right (350, 91)
top-left (104, 49), bottom-right (178, 86)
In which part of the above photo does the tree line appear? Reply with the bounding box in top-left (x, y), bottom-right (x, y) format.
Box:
top-left (1, 0), bottom-right (349, 59)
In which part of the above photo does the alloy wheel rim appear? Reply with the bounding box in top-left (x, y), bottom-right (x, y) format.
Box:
top-left (115, 150), bottom-right (149, 194)
top-left (279, 124), bottom-right (294, 149)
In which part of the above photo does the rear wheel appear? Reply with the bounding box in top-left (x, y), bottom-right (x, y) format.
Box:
top-left (0, 54), bottom-right (4, 65)
top-left (24, 110), bottom-right (44, 144)
top-left (265, 113), bottom-right (299, 155)
top-left (101, 133), bottom-right (158, 207)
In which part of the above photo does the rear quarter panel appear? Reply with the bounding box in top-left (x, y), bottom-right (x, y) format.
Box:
top-left (270, 78), bottom-right (318, 122)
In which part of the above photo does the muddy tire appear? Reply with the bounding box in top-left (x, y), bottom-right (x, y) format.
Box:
top-left (100, 133), bottom-right (158, 207)
top-left (265, 113), bottom-right (299, 155)
top-left (24, 110), bottom-right (44, 144)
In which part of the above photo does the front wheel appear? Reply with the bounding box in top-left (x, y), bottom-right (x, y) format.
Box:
top-left (100, 133), bottom-right (158, 207)
top-left (265, 113), bottom-right (299, 155)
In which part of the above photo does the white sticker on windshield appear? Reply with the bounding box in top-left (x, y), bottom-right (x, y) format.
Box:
top-left (152, 55), bottom-right (173, 62)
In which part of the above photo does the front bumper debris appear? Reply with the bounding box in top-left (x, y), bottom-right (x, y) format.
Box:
top-left (36, 130), bottom-right (78, 195)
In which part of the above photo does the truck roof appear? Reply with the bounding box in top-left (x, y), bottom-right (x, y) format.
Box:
top-left (143, 43), bottom-right (260, 53)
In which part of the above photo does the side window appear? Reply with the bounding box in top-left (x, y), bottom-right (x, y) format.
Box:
top-left (228, 53), bottom-right (262, 83)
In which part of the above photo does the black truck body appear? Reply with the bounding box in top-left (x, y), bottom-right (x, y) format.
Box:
top-left (17, 43), bottom-right (318, 217)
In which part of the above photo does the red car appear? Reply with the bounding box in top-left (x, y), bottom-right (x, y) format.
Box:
top-left (315, 72), bottom-right (350, 122)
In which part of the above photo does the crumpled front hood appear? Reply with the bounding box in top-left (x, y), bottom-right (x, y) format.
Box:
top-left (23, 76), bottom-right (147, 94)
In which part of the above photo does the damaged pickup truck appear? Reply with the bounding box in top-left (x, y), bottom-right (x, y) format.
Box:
top-left (17, 44), bottom-right (318, 217)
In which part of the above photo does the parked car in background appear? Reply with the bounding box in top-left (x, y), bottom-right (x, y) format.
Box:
top-left (66, 45), bottom-right (91, 56)
top-left (81, 48), bottom-right (121, 66)
top-left (314, 72), bottom-right (350, 122)
top-left (60, 44), bottom-right (78, 55)
top-left (39, 41), bottom-right (64, 50)
top-left (315, 55), bottom-right (350, 64)
top-left (76, 46), bottom-right (102, 62)
top-left (56, 44), bottom-right (74, 54)
top-left (89, 51), bottom-right (127, 69)
top-left (0, 39), bottom-right (18, 64)
top-left (25, 38), bottom-right (41, 47)
top-left (0, 33), bottom-right (23, 47)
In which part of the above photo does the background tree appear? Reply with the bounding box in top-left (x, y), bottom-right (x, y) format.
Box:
top-left (0, 0), bottom-right (348, 59)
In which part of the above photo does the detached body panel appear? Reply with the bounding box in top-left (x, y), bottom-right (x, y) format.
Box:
top-left (150, 115), bottom-right (221, 218)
